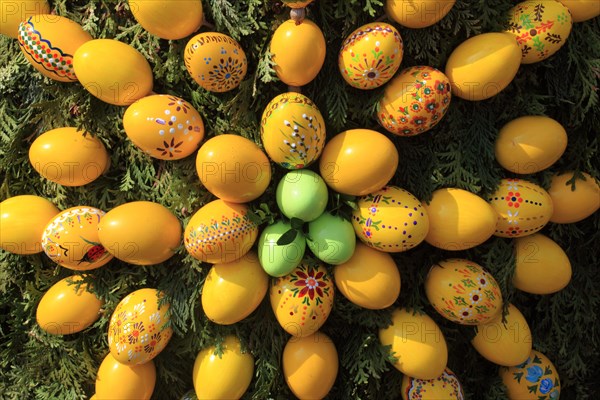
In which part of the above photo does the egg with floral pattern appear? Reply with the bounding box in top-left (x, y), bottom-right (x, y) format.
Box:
top-left (270, 262), bottom-right (334, 338)
top-left (500, 350), bottom-right (561, 400)
top-left (378, 66), bottom-right (451, 136)
top-left (108, 288), bottom-right (173, 366)
top-left (401, 368), bottom-right (465, 400)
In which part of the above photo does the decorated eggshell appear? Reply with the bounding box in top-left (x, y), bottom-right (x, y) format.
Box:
top-left (378, 66), bottom-right (451, 136)
top-left (401, 368), bottom-right (465, 400)
top-left (270, 262), bottom-right (334, 338)
top-left (276, 169), bottom-right (328, 222)
top-left (338, 22), bottom-right (403, 89)
top-left (201, 251), bottom-right (269, 325)
top-left (98, 201), bottom-right (181, 265)
top-left (559, 0), bottom-right (600, 22)
top-left (29, 127), bottom-right (109, 186)
top-left (306, 212), bottom-right (356, 265)
top-left (334, 242), bottom-right (401, 309)
top-left (0, 195), bottom-right (59, 255)
top-left (352, 186), bottom-right (429, 252)
top-left (0, 0), bottom-right (49, 38)
top-left (95, 353), bottom-right (156, 400)
top-left (504, 1), bottom-right (572, 64)
top-left (184, 32), bottom-right (247, 92)
top-left (129, 0), bottom-right (203, 40)
top-left (123, 94), bottom-right (204, 160)
top-left (548, 171), bottom-right (600, 223)
top-left (386, 0), bottom-right (456, 29)
top-left (425, 259), bottom-right (503, 325)
top-left (108, 288), bottom-right (172, 365)
top-left (36, 275), bottom-right (103, 335)
top-left (73, 39), bottom-right (153, 106)
top-left (283, 332), bottom-right (338, 400)
top-left (260, 92), bottom-right (326, 169)
top-left (184, 199), bottom-right (258, 263)
top-left (196, 134), bottom-right (271, 203)
top-left (258, 220), bottom-right (306, 277)
top-left (319, 129), bottom-right (399, 196)
top-left (18, 15), bottom-right (91, 82)
top-left (500, 350), bottom-right (561, 400)
top-left (424, 188), bottom-right (498, 251)
top-left (270, 19), bottom-right (326, 86)
top-left (281, 0), bottom-right (314, 8)
top-left (488, 178), bottom-right (553, 238)
top-left (379, 308), bottom-right (448, 380)
top-left (445, 32), bottom-right (522, 101)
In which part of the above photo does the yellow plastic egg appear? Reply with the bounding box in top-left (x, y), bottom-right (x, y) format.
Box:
top-left (500, 350), bottom-right (561, 400)
top-left (0, 195), bottom-right (59, 255)
top-left (270, 19), bottom-right (326, 86)
top-left (319, 129), bottom-right (399, 196)
top-left (504, 0), bottom-right (572, 64)
top-left (270, 262), bottom-right (334, 337)
top-left (378, 66), bottom-right (451, 136)
top-left (184, 199), bottom-right (258, 263)
top-left (488, 178), bottom-right (553, 238)
top-left (495, 116), bottom-right (567, 174)
top-left (379, 308), bottom-right (448, 379)
top-left (559, 0), bottom-right (600, 22)
top-left (282, 0), bottom-right (314, 8)
top-left (184, 32), bottom-right (247, 92)
top-left (514, 233), bottom-right (571, 294)
top-left (108, 288), bottom-right (172, 365)
top-left (352, 186), bottom-right (429, 252)
top-left (36, 275), bottom-right (103, 335)
top-left (283, 332), bottom-right (338, 400)
top-left (98, 201), bottom-right (181, 265)
top-left (260, 92), bottom-right (326, 169)
top-left (401, 368), bottom-right (465, 400)
top-left (128, 0), bottom-right (202, 40)
top-left (95, 353), bottom-right (156, 400)
top-left (0, 0), bottom-right (49, 38)
top-left (73, 39), bottom-right (153, 106)
top-left (445, 32), bottom-right (522, 101)
top-left (338, 22), bottom-right (403, 89)
top-left (424, 188), bottom-right (498, 251)
top-left (192, 336), bottom-right (254, 400)
top-left (386, 0), bottom-right (456, 28)
top-left (548, 171), bottom-right (600, 223)
top-left (123, 94), bottom-right (205, 160)
top-left (425, 259), bottom-right (503, 325)
top-left (29, 127), bottom-right (109, 186)
top-left (334, 242), bottom-right (400, 309)
top-left (472, 303), bottom-right (532, 366)
top-left (201, 251), bottom-right (269, 325)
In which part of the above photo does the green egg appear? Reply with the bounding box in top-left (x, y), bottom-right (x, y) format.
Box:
top-left (306, 212), bottom-right (356, 265)
top-left (258, 220), bottom-right (306, 277)
top-left (276, 169), bottom-right (328, 222)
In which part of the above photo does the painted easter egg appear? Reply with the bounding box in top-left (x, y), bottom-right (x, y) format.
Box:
top-left (36, 275), bottom-right (103, 335)
top-left (425, 259), bottom-right (503, 325)
top-left (260, 92), bottom-right (326, 169)
top-left (306, 212), bottom-right (356, 265)
top-left (445, 32), bottom-right (522, 101)
top-left (0, 195), bottom-right (59, 255)
top-left (123, 94), bottom-right (205, 160)
top-left (95, 353), bottom-right (156, 400)
top-left (352, 186), bottom-right (429, 252)
top-left (258, 220), bottom-right (306, 277)
top-left (283, 332), bottom-right (338, 400)
top-left (488, 178), bottom-right (553, 238)
top-left (378, 66), bottom-right (451, 136)
top-left (338, 22), bottom-right (403, 89)
top-left (472, 303), bottom-right (532, 366)
top-left (184, 32), bottom-right (247, 92)
top-left (270, 19), bottom-right (326, 86)
top-left (548, 171), bottom-right (600, 223)
top-left (128, 0), bottom-right (202, 40)
top-left (29, 127), bottom-right (109, 186)
top-left (108, 288), bottom-right (172, 365)
top-left (500, 350), bottom-right (561, 400)
top-left (201, 251), bottom-right (269, 325)
top-left (495, 116), bottom-right (567, 174)
top-left (401, 368), bottom-right (465, 400)
top-left (18, 15), bottom-right (91, 82)
top-left (0, 0), bottom-right (49, 38)
top-left (196, 134), bottom-right (271, 203)
top-left (319, 129), bottom-right (399, 196)
top-left (386, 0), bottom-right (456, 28)
top-left (281, 0), bottom-right (314, 8)
top-left (424, 188), bottom-right (498, 250)
top-left (184, 200), bottom-right (258, 264)
top-left (98, 201), bottom-right (181, 265)
top-left (334, 242), bottom-right (401, 309)
top-left (270, 262), bottom-right (334, 338)
top-left (504, 0), bottom-right (572, 64)
top-left (379, 308), bottom-right (448, 379)
top-left (276, 169), bottom-right (328, 222)
top-left (559, 0), bottom-right (600, 22)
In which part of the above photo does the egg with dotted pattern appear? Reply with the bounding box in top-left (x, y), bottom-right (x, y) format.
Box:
top-left (0, 0), bottom-right (50, 39)
top-left (401, 368), bottom-right (465, 400)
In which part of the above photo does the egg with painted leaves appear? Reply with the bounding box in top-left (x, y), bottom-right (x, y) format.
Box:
top-left (128, 0), bottom-right (203, 40)
top-left (402, 368), bottom-right (465, 400)
top-left (500, 350), bottom-right (561, 400)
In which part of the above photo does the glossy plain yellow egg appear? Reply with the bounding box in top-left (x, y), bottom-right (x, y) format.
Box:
top-left (282, 0), bottom-right (314, 8)
top-left (270, 19), bottom-right (326, 87)
top-left (129, 0), bottom-right (202, 40)
top-left (73, 39), bottom-right (153, 106)
top-left (95, 353), bottom-right (156, 400)
top-left (500, 350), bottom-right (561, 400)
top-left (0, 0), bottom-right (49, 38)
top-left (559, 0), bottom-right (600, 22)
top-left (548, 171), bottom-right (600, 223)
top-left (29, 127), bottom-right (109, 186)
top-left (445, 32), bottom-right (521, 101)
top-left (401, 368), bottom-right (465, 400)
top-left (0, 195), bottom-right (59, 255)
top-left (386, 0), bottom-right (456, 28)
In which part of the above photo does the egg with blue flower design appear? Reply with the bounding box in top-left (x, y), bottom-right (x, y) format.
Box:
top-left (500, 350), bottom-right (561, 400)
